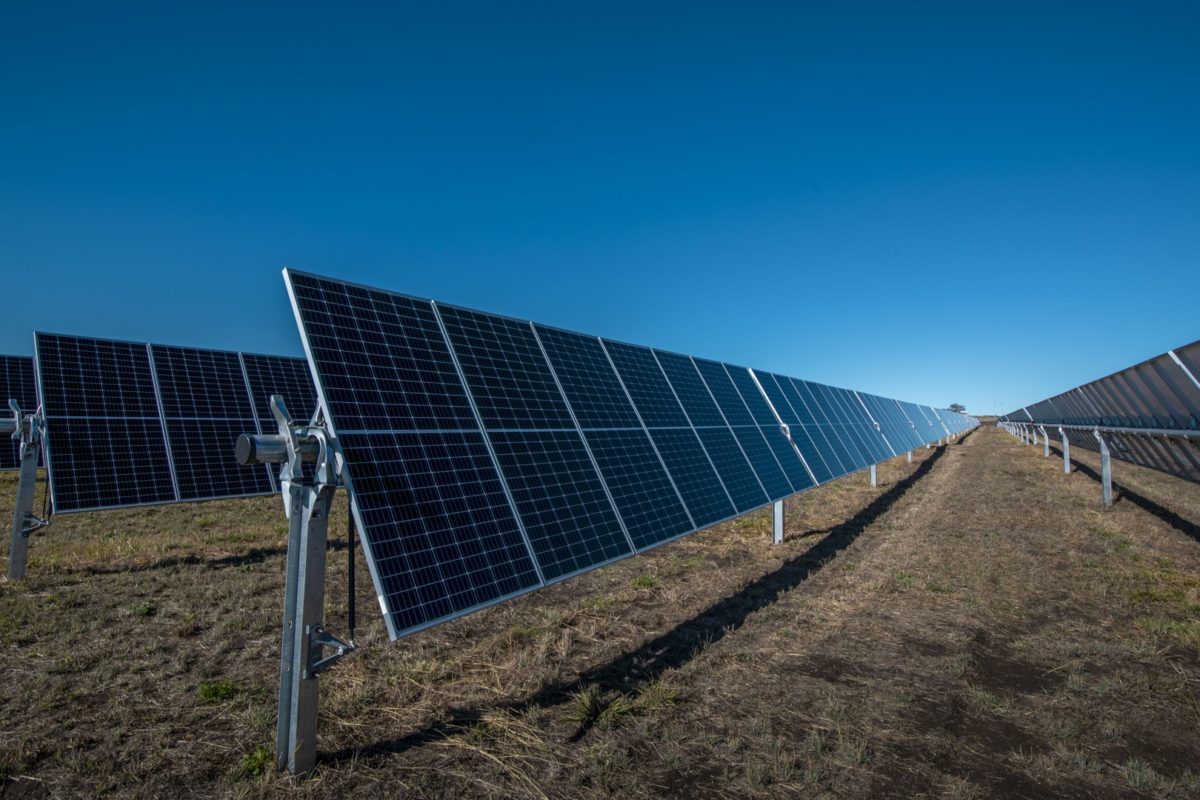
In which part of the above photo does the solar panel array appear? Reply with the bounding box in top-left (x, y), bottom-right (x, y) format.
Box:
top-left (1, 355), bottom-right (40, 471)
top-left (34, 333), bottom-right (318, 513)
top-left (285, 269), bottom-right (976, 640)
top-left (1002, 340), bottom-right (1200, 483)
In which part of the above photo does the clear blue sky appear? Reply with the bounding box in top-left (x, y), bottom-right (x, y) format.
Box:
top-left (2, 2), bottom-right (1197, 416)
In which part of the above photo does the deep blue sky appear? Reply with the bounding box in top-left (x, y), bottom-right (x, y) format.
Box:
top-left (2, 2), bottom-right (1197, 415)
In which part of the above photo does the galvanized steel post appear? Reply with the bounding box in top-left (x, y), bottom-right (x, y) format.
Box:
top-left (1093, 429), bottom-right (1113, 507)
top-left (772, 500), bottom-right (784, 545)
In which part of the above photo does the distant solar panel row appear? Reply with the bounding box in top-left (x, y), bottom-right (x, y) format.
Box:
top-left (1001, 340), bottom-right (1200, 483)
top-left (1, 355), bottom-right (40, 471)
top-left (34, 333), bottom-right (318, 513)
top-left (284, 269), bottom-right (975, 640)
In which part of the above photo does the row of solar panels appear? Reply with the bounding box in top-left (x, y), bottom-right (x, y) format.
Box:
top-left (284, 270), bottom-right (976, 639)
top-left (1001, 340), bottom-right (1200, 483)
top-left (1, 338), bottom-right (317, 511)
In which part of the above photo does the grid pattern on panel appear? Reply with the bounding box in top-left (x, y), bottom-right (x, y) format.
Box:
top-left (727, 367), bottom-right (780, 427)
top-left (581, 429), bottom-right (693, 549)
top-left (601, 340), bottom-right (690, 428)
top-left (535, 326), bottom-right (692, 550)
top-left (37, 335), bottom-right (161, 419)
top-left (692, 359), bottom-right (755, 427)
top-left (438, 306), bottom-right (575, 430)
top-left (47, 418), bottom-right (177, 510)
top-left (647, 429), bottom-right (735, 527)
top-left (36, 334), bottom-right (178, 512)
top-left (653, 351), bottom-right (726, 427)
top-left (729, 426), bottom-right (793, 500)
top-left (535, 327), bottom-right (641, 429)
top-left (488, 430), bottom-right (631, 581)
top-left (759, 425), bottom-right (815, 492)
top-left (288, 273), bottom-right (478, 432)
top-left (774, 374), bottom-right (844, 479)
top-left (339, 432), bottom-right (542, 632)
top-left (1, 356), bottom-right (38, 470)
top-left (241, 354), bottom-right (318, 430)
top-left (695, 427), bottom-right (768, 512)
top-left (167, 419), bottom-right (275, 500)
top-left (798, 380), bottom-right (865, 471)
top-left (151, 346), bottom-right (272, 501)
top-left (152, 346), bottom-right (256, 419)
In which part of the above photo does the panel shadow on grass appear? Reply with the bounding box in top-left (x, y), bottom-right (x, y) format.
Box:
top-left (1048, 443), bottom-right (1200, 545)
top-left (324, 440), bottom-right (950, 765)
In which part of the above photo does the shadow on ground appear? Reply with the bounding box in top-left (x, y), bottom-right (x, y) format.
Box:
top-left (1046, 443), bottom-right (1200, 545)
top-left (325, 440), bottom-right (953, 766)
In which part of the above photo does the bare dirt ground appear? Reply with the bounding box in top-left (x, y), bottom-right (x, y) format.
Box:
top-left (2, 424), bottom-right (1199, 799)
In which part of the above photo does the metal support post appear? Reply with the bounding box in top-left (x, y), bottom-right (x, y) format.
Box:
top-left (1031, 427), bottom-right (1038, 446)
top-left (1039, 426), bottom-right (1049, 457)
top-left (869, 463), bottom-right (877, 487)
top-left (907, 450), bottom-right (912, 463)
top-left (1060, 427), bottom-right (1070, 473)
top-left (772, 500), bottom-right (784, 545)
top-left (6, 404), bottom-right (46, 581)
top-left (237, 397), bottom-right (353, 775)
top-left (1093, 429), bottom-right (1113, 507)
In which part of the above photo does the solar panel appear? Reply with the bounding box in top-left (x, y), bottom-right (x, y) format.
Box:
top-left (1003, 339), bottom-right (1200, 482)
top-left (1, 355), bottom-right (38, 471)
top-left (534, 325), bottom-right (693, 550)
top-left (34, 332), bottom-right (318, 514)
top-left (284, 268), bottom-right (973, 640)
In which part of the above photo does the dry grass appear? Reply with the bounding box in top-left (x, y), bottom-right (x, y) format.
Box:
top-left (1, 426), bottom-right (1198, 798)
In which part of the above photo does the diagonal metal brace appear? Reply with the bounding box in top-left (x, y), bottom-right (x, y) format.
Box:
top-left (304, 624), bottom-right (355, 678)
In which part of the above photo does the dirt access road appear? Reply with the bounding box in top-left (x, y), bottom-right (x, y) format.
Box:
top-left (2, 425), bottom-right (1198, 798)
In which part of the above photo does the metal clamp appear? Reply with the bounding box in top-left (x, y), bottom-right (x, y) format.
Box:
top-left (304, 624), bottom-right (355, 678)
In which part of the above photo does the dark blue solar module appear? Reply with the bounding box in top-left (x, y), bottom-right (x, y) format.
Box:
top-left (283, 268), bottom-right (967, 641)
top-left (287, 272), bottom-right (546, 638)
top-left (487, 430), bottom-right (632, 580)
top-left (241, 353), bottom-right (319, 432)
top-left (535, 326), bottom-right (693, 549)
top-left (1, 356), bottom-right (39, 471)
top-left (287, 277), bottom-right (477, 432)
top-left (438, 305), bottom-right (577, 431)
top-left (600, 340), bottom-right (691, 428)
top-left (771, 374), bottom-right (844, 480)
top-left (35, 334), bottom-right (177, 512)
top-left (35, 330), bottom-right (326, 514)
top-left (645, 428), bottom-right (736, 527)
top-left (601, 339), bottom-right (736, 527)
top-left (339, 431), bottom-right (541, 633)
top-left (653, 350), bottom-right (727, 428)
top-left (753, 371), bottom-right (835, 484)
top-left (151, 345), bottom-right (274, 501)
top-left (695, 427), bottom-right (769, 512)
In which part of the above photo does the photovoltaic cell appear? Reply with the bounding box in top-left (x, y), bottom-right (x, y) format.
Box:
top-left (36, 334), bottom-right (177, 512)
top-left (535, 326), bottom-right (692, 548)
top-left (339, 431), bottom-right (541, 633)
top-left (241, 353), bottom-right (319, 431)
top-left (1, 355), bottom-right (38, 471)
top-left (488, 430), bottom-right (631, 580)
top-left (287, 276), bottom-right (477, 431)
top-left (646, 428), bottom-right (736, 527)
top-left (695, 427), bottom-right (769, 512)
top-left (438, 305), bottom-right (576, 430)
top-left (151, 345), bottom-right (273, 500)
